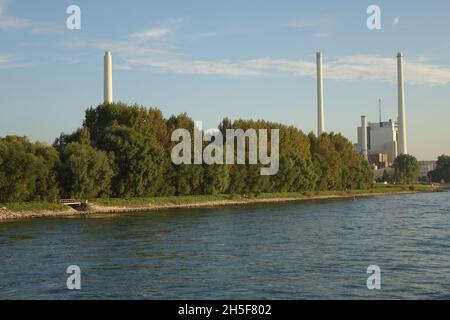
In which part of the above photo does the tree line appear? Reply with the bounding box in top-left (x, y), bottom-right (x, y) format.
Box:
top-left (0, 103), bottom-right (376, 202)
top-left (429, 155), bottom-right (450, 183)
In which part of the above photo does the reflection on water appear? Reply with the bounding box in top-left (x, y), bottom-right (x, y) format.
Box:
top-left (0, 192), bottom-right (450, 299)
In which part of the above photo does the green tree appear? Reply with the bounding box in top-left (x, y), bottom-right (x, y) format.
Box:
top-left (98, 126), bottom-right (168, 197)
top-left (272, 156), bottom-right (317, 192)
top-left (33, 142), bottom-right (60, 200)
top-left (58, 142), bottom-right (113, 199)
top-left (430, 155), bottom-right (450, 183)
top-left (381, 169), bottom-right (390, 182)
top-left (166, 113), bottom-right (205, 195)
top-left (84, 103), bottom-right (169, 149)
top-left (393, 154), bottom-right (420, 184)
top-left (310, 133), bottom-right (342, 190)
top-left (53, 128), bottom-right (91, 151)
top-left (0, 136), bottom-right (59, 202)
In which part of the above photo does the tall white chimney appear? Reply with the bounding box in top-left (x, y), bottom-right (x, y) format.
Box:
top-left (104, 51), bottom-right (113, 104)
top-left (397, 52), bottom-right (408, 155)
top-left (361, 115), bottom-right (368, 156)
top-left (316, 52), bottom-right (325, 136)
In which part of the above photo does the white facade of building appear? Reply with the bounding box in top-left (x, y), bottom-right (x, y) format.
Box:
top-left (357, 120), bottom-right (398, 164)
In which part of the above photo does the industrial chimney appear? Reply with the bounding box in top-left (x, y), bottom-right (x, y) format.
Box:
top-left (361, 115), bottom-right (368, 157)
top-left (316, 52), bottom-right (325, 136)
top-left (397, 52), bottom-right (408, 155)
top-left (104, 51), bottom-right (113, 104)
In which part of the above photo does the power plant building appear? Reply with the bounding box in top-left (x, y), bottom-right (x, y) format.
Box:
top-left (356, 120), bottom-right (398, 165)
top-left (354, 52), bottom-right (408, 167)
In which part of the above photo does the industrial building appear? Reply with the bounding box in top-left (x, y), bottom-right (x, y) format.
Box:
top-left (354, 53), bottom-right (408, 167)
top-left (356, 118), bottom-right (398, 166)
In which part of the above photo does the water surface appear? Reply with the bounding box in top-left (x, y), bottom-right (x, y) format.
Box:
top-left (1, 192), bottom-right (450, 299)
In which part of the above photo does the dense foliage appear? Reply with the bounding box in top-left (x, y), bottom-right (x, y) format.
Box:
top-left (393, 154), bottom-right (420, 184)
top-left (0, 103), bottom-right (375, 202)
top-left (0, 136), bottom-right (59, 202)
top-left (429, 155), bottom-right (450, 183)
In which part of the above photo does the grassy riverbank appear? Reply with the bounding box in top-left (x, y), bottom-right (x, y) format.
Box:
top-left (1, 201), bottom-right (68, 213)
top-left (91, 184), bottom-right (438, 207)
top-left (0, 184), bottom-right (443, 221)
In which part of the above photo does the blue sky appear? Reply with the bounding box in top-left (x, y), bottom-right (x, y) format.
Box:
top-left (1, 0), bottom-right (450, 160)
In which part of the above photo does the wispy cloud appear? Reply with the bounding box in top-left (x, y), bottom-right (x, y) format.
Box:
top-left (113, 63), bottom-right (132, 71)
top-left (129, 27), bottom-right (171, 40)
top-left (0, 15), bottom-right (30, 29)
top-left (326, 55), bottom-right (450, 85)
top-left (68, 37), bottom-right (170, 58)
top-left (284, 16), bottom-right (334, 39)
top-left (0, 0), bottom-right (62, 34)
top-left (126, 58), bottom-right (265, 77)
top-left (0, 55), bottom-right (11, 64)
top-left (129, 18), bottom-right (186, 40)
top-left (124, 55), bottom-right (450, 85)
top-left (0, 54), bottom-right (32, 68)
top-left (68, 31), bottom-right (450, 85)
top-left (284, 17), bottom-right (330, 29)
top-left (65, 17), bottom-right (450, 86)
top-left (0, 0), bottom-right (31, 30)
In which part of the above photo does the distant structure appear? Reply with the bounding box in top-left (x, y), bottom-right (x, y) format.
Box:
top-left (355, 53), bottom-right (409, 166)
top-left (378, 98), bottom-right (382, 123)
top-left (356, 119), bottom-right (398, 165)
top-left (369, 153), bottom-right (389, 169)
top-left (419, 161), bottom-right (437, 180)
top-left (397, 53), bottom-right (408, 155)
top-left (360, 116), bottom-right (368, 157)
top-left (316, 52), bottom-right (325, 136)
top-left (104, 51), bottom-right (113, 104)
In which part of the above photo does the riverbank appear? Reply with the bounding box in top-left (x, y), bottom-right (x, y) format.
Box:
top-left (0, 184), bottom-right (445, 221)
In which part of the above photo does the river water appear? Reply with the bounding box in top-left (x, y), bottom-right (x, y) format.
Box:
top-left (1, 191), bottom-right (450, 299)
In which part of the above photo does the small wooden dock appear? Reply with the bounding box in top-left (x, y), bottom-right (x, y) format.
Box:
top-left (58, 199), bottom-right (82, 206)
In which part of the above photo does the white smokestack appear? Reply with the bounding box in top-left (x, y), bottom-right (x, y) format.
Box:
top-left (397, 52), bottom-right (408, 155)
top-left (104, 51), bottom-right (113, 104)
top-left (316, 52), bottom-right (325, 136)
top-left (361, 115), bottom-right (368, 156)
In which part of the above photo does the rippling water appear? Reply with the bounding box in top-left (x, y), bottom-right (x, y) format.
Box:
top-left (1, 191), bottom-right (450, 299)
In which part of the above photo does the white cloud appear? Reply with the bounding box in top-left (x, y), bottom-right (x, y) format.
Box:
top-left (0, 55), bottom-right (11, 64)
top-left (67, 37), bottom-right (169, 58)
top-left (129, 17), bottom-right (187, 40)
top-left (113, 63), bottom-right (132, 70)
top-left (0, 15), bottom-right (30, 29)
top-left (126, 58), bottom-right (265, 77)
top-left (65, 17), bottom-right (450, 86)
top-left (0, 0), bottom-right (31, 30)
top-left (325, 55), bottom-right (450, 85)
top-left (0, 54), bottom-right (31, 68)
top-left (72, 36), bottom-right (450, 85)
top-left (131, 54), bottom-right (450, 86)
top-left (129, 27), bottom-right (171, 40)
top-left (393, 17), bottom-right (400, 25)
top-left (0, 0), bottom-right (65, 33)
